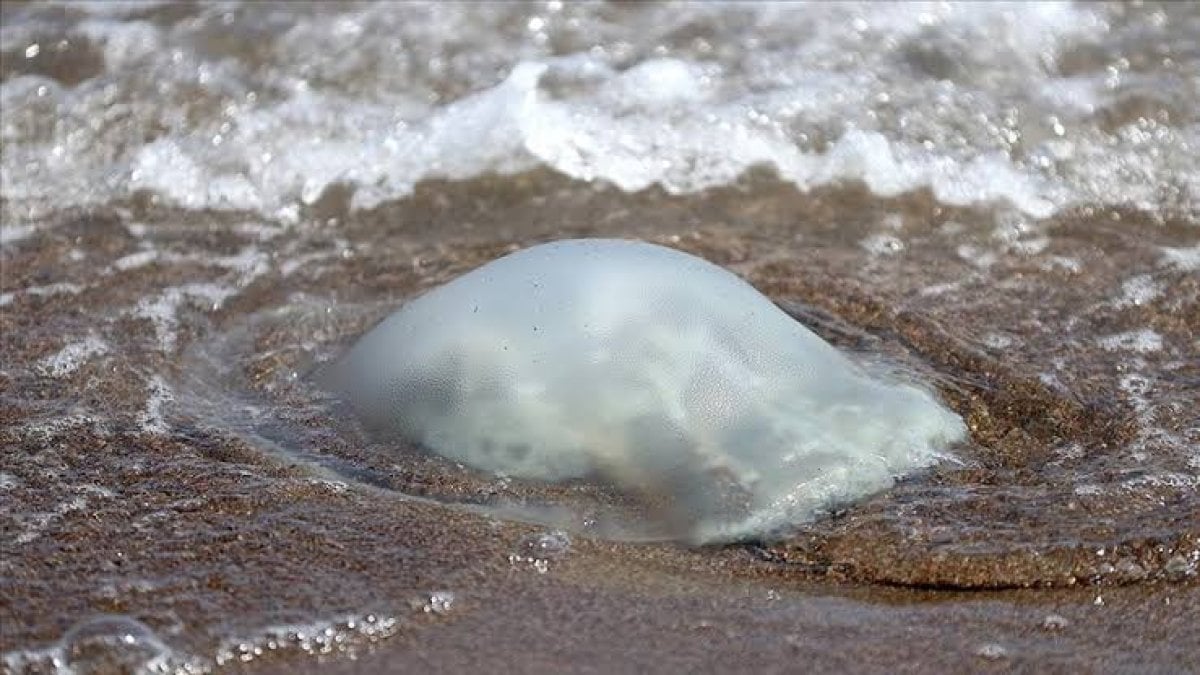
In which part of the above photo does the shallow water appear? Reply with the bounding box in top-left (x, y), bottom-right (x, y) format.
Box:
top-left (2, 1), bottom-right (1198, 671)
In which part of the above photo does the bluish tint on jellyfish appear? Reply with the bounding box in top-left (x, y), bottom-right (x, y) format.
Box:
top-left (330, 239), bottom-right (967, 542)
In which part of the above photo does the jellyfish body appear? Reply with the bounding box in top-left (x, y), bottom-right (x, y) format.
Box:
top-left (332, 239), bottom-right (966, 541)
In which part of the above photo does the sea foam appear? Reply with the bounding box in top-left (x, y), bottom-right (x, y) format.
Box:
top-left (4, 2), bottom-right (1196, 225)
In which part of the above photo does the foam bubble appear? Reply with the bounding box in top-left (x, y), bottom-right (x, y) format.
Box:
top-left (59, 615), bottom-right (172, 675)
top-left (509, 530), bottom-right (572, 573)
top-left (410, 591), bottom-right (456, 615)
top-left (213, 611), bottom-right (409, 666)
top-left (7, 613), bottom-right (200, 672)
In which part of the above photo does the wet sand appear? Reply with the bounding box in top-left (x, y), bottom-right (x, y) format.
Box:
top-left (2, 173), bottom-right (1198, 672)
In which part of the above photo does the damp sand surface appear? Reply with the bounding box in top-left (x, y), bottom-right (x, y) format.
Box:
top-left (3, 3), bottom-right (1200, 668)
top-left (3, 175), bottom-right (1198, 672)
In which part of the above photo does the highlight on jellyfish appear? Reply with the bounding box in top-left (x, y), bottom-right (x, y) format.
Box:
top-left (330, 239), bottom-right (966, 541)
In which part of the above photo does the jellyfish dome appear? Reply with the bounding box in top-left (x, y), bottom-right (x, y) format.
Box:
top-left (331, 239), bottom-right (966, 541)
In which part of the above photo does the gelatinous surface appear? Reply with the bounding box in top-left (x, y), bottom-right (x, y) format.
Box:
top-left (334, 240), bottom-right (965, 540)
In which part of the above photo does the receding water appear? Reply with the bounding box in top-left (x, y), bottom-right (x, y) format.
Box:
top-left (2, 1), bottom-right (1197, 671)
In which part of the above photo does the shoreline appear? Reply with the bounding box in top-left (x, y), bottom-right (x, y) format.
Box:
top-left (3, 176), bottom-right (1198, 672)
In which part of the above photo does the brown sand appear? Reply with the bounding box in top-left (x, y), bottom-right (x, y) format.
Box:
top-left (2, 172), bottom-right (1197, 672)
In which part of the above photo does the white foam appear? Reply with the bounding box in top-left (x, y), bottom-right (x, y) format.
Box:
top-left (37, 334), bottom-right (109, 377)
top-left (0, 282), bottom-right (84, 307)
top-left (133, 284), bottom-right (238, 352)
top-left (138, 374), bottom-right (173, 435)
top-left (131, 139), bottom-right (264, 211)
top-left (1040, 256), bottom-right (1082, 273)
top-left (1120, 473), bottom-right (1200, 491)
top-left (280, 250), bottom-right (337, 277)
top-left (1115, 275), bottom-right (1164, 308)
top-left (1008, 236), bottom-right (1050, 256)
top-left (3, 2), bottom-right (1195, 223)
top-left (63, 0), bottom-right (173, 16)
top-left (76, 17), bottom-right (162, 71)
top-left (859, 233), bottom-right (905, 256)
top-left (1099, 329), bottom-right (1163, 354)
top-left (1117, 372), bottom-right (1194, 467)
top-left (0, 223), bottom-right (37, 246)
top-left (1, 644), bottom-right (62, 675)
top-left (114, 245), bottom-right (269, 279)
top-left (113, 249), bottom-right (161, 271)
top-left (125, 248), bottom-right (268, 352)
top-left (211, 247), bottom-right (271, 280)
top-left (21, 412), bottom-right (105, 439)
top-left (956, 244), bottom-right (998, 269)
top-left (604, 58), bottom-right (716, 108)
top-left (982, 333), bottom-right (1016, 350)
top-left (1159, 245), bottom-right (1200, 272)
top-left (919, 280), bottom-right (966, 297)
top-left (233, 221), bottom-right (287, 241)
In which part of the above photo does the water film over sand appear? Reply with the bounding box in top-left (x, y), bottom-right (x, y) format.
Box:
top-left (2, 2), bottom-right (1198, 672)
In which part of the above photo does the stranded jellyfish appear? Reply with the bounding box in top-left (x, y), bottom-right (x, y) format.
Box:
top-left (330, 239), bottom-right (966, 541)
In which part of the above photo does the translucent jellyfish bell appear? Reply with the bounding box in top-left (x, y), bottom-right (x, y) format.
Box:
top-left (332, 239), bottom-right (966, 541)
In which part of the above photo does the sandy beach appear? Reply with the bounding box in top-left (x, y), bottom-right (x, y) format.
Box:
top-left (3, 2), bottom-right (1198, 672)
top-left (4, 175), bottom-right (1198, 672)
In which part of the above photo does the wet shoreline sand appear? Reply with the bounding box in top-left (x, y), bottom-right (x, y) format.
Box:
top-left (4, 174), bottom-right (1199, 672)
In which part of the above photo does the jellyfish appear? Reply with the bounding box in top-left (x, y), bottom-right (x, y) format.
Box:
top-left (330, 239), bottom-right (966, 541)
